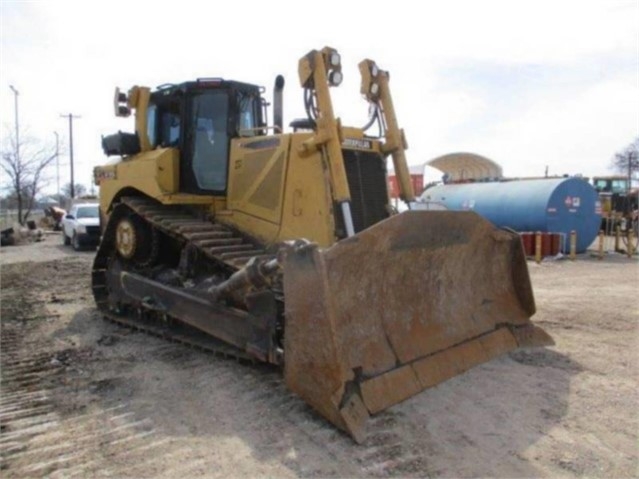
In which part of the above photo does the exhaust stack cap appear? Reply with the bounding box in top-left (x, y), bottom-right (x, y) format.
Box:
top-left (274, 75), bottom-right (285, 132)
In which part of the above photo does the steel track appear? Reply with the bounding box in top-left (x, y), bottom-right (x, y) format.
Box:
top-left (91, 197), bottom-right (273, 362)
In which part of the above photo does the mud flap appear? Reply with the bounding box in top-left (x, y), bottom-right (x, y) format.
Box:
top-left (283, 211), bottom-right (553, 442)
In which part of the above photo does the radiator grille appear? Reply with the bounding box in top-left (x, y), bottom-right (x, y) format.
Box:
top-left (335, 149), bottom-right (390, 237)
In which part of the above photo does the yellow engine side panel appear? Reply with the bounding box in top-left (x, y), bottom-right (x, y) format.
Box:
top-left (227, 136), bottom-right (290, 225)
top-left (220, 134), bottom-right (335, 248)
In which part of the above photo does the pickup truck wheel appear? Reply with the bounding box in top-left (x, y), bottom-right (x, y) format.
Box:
top-left (72, 232), bottom-right (81, 251)
top-left (63, 232), bottom-right (71, 246)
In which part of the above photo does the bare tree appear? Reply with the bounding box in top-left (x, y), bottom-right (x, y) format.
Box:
top-left (1, 126), bottom-right (57, 224)
top-left (611, 137), bottom-right (639, 189)
top-left (61, 182), bottom-right (87, 199)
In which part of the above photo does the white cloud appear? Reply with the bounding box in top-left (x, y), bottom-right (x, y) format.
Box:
top-left (1, 0), bottom-right (637, 192)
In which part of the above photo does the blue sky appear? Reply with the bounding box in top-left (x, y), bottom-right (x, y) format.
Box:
top-left (1, 0), bottom-right (637, 193)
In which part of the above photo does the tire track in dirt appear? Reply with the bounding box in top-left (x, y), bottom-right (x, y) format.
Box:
top-left (153, 345), bottom-right (435, 478)
top-left (1, 256), bottom-right (439, 478)
top-left (0, 300), bottom-right (170, 477)
top-left (0, 260), bottom-right (167, 477)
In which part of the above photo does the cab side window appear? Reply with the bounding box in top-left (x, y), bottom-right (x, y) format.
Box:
top-left (147, 104), bottom-right (157, 147)
top-left (160, 105), bottom-right (181, 147)
top-left (237, 93), bottom-right (259, 137)
top-left (147, 100), bottom-right (181, 149)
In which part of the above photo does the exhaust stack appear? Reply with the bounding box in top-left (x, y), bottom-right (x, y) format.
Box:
top-left (274, 75), bottom-right (285, 132)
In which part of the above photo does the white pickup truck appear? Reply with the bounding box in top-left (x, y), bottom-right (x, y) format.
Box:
top-left (62, 203), bottom-right (101, 250)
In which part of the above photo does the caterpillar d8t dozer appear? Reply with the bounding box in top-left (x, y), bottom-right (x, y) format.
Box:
top-left (92, 47), bottom-right (553, 442)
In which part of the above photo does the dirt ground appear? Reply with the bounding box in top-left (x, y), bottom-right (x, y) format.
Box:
top-left (1, 234), bottom-right (637, 478)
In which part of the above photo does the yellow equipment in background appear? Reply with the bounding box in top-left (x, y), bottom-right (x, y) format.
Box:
top-left (92, 47), bottom-right (552, 442)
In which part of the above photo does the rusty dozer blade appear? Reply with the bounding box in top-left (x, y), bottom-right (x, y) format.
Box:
top-left (283, 210), bottom-right (553, 442)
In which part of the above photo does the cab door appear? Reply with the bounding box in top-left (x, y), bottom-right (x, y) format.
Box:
top-left (181, 90), bottom-right (230, 194)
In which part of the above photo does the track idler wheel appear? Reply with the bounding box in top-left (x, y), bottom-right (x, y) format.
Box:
top-left (115, 214), bottom-right (158, 266)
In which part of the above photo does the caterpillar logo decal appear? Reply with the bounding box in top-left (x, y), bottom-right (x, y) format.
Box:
top-left (342, 138), bottom-right (372, 149)
top-left (94, 167), bottom-right (116, 184)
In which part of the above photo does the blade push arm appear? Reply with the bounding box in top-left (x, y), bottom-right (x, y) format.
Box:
top-left (359, 59), bottom-right (416, 203)
top-left (298, 47), bottom-right (356, 236)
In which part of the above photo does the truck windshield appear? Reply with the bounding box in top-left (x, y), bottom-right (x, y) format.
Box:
top-left (77, 206), bottom-right (99, 219)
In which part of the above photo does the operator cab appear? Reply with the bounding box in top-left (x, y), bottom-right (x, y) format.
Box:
top-left (102, 79), bottom-right (266, 196)
top-left (147, 79), bottom-right (265, 195)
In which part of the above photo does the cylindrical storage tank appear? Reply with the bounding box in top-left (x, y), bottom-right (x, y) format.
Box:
top-left (421, 178), bottom-right (601, 253)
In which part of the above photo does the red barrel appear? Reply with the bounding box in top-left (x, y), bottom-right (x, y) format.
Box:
top-left (542, 233), bottom-right (551, 257)
top-left (551, 233), bottom-right (560, 256)
top-left (519, 232), bottom-right (561, 258)
top-left (520, 233), bottom-right (534, 256)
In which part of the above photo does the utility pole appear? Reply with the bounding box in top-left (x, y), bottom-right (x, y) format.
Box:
top-left (9, 86), bottom-right (19, 159)
top-left (60, 113), bottom-right (81, 198)
top-left (54, 131), bottom-right (60, 200)
top-left (9, 85), bottom-right (21, 221)
top-left (628, 150), bottom-right (635, 195)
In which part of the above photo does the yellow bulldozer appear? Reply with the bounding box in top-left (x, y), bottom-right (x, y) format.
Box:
top-left (92, 47), bottom-right (552, 442)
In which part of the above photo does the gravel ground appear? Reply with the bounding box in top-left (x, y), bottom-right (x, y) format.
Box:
top-left (1, 234), bottom-right (637, 478)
